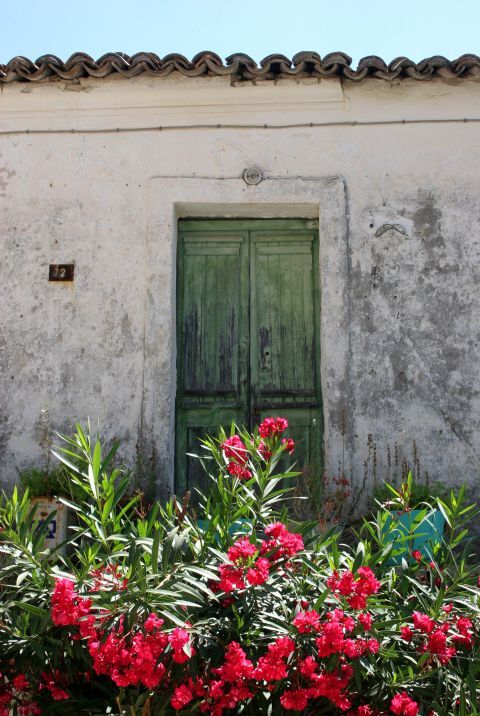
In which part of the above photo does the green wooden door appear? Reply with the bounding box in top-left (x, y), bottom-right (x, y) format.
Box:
top-left (176, 219), bottom-right (322, 495)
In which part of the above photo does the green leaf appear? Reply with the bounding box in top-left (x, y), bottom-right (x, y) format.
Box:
top-left (12, 601), bottom-right (49, 617)
top-left (92, 440), bottom-right (102, 480)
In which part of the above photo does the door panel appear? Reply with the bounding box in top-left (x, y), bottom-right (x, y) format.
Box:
top-left (176, 219), bottom-right (322, 497)
top-left (183, 408), bottom-right (246, 496)
top-left (181, 235), bottom-right (247, 396)
top-left (176, 230), bottom-right (249, 495)
top-left (251, 234), bottom-right (318, 402)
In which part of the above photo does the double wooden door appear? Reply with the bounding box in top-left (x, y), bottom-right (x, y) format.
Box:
top-left (176, 218), bottom-right (323, 495)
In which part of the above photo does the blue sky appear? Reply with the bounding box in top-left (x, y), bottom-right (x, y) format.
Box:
top-left (0, 0), bottom-right (478, 66)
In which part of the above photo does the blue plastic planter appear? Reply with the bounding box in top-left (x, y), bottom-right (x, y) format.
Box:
top-left (197, 518), bottom-right (251, 538)
top-left (383, 509), bottom-right (445, 564)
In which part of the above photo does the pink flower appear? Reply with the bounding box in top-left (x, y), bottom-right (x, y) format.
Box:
top-left (426, 630), bottom-right (456, 665)
top-left (51, 578), bottom-right (91, 627)
top-left (227, 537), bottom-right (258, 563)
top-left (412, 611), bottom-right (435, 634)
top-left (299, 656), bottom-right (318, 677)
top-left (367, 637), bottom-right (380, 654)
top-left (12, 675), bottom-right (29, 692)
top-left (453, 616), bottom-right (474, 648)
top-left (315, 620), bottom-right (345, 657)
top-left (168, 627), bottom-right (190, 650)
top-left (253, 637), bottom-right (295, 682)
top-left (87, 617), bottom-right (169, 688)
top-left (221, 435), bottom-right (248, 464)
top-left (218, 563), bottom-right (246, 593)
top-left (41, 673), bottom-right (70, 701)
top-left (171, 684), bottom-right (194, 711)
top-left (358, 612), bottom-right (373, 631)
top-left (390, 692), bottom-right (419, 716)
top-left (261, 523), bottom-right (304, 561)
top-left (246, 558), bottom-right (270, 586)
top-left (337, 571), bottom-right (356, 596)
top-left (264, 522), bottom-right (287, 539)
top-left (144, 613), bottom-right (164, 632)
top-left (293, 609), bottom-right (321, 634)
top-left (282, 437), bottom-right (295, 455)
top-left (258, 440), bottom-right (272, 461)
top-left (280, 688), bottom-right (310, 711)
top-left (412, 550), bottom-right (422, 563)
top-left (168, 628), bottom-right (195, 664)
top-left (400, 625), bottom-right (414, 641)
top-left (227, 462), bottom-right (252, 480)
top-left (168, 627), bottom-right (195, 664)
top-left (274, 417), bottom-right (289, 433)
top-left (258, 416), bottom-right (289, 438)
top-left (328, 567), bottom-right (380, 610)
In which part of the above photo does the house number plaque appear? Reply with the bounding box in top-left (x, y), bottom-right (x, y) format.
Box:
top-left (49, 264), bottom-right (75, 281)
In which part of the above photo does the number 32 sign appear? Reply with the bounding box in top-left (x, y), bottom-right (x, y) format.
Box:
top-left (49, 264), bottom-right (74, 281)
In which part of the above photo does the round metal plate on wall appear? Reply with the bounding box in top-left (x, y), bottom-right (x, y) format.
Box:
top-left (242, 167), bottom-right (264, 185)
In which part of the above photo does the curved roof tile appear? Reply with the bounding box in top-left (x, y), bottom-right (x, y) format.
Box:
top-left (1, 51), bottom-right (480, 83)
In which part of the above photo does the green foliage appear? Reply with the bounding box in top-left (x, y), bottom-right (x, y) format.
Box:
top-left (17, 466), bottom-right (71, 498)
top-left (373, 470), bottom-right (452, 510)
top-left (0, 424), bottom-right (479, 715)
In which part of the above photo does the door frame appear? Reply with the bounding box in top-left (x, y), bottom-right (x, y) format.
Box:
top-left (144, 176), bottom-right (350, 495)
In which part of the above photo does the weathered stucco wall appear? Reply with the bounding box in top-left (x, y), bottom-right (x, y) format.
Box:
top-left (1, 74), bottom-right (480, 503)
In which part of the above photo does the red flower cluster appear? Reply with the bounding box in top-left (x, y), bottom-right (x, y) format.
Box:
top-left (216, 525), bottom-right (304, 594)
top-left (0, 680), bottom-right (10, 716)
top-left (276, 659), bottom-right (354, 712)
top-left (51, 577), bottom-right (92, 627)
top-left (282, 437), bottom-right (295, 455)
top-left (400, 608), bottom-right (474, 665)
top-left (168, 627), bottom-right (196, 664)
top-left (0, 674), bottom-right (42, 716)
top-left (390, 691), bottom-right (420, 716)
top-left (221, 435), bottom-right (252, 480)
top-left (258, 439), bottom-right (272, 461)
top-left (260, 522), bottom-right (304, 561)
top-left (327, 567), bottom-right (381, 610)
top-left (170, 678), bottom-right (204, 711)
top-left (39, 672), bottom-right (69, 701)
top-left (293, 607), bottom-right (379, 660)
top-left (45, 559), bottom-right (464, 716)
top-left (50, 578), bottom-right (195, 693)
top-left (221, 435), bottom-right (248, 463)
top-left (205, 642), bottom-right (254, 715)
top-left (88, 614), bottom-right (171, 688)
top-left (220, 418), bottom-right (295, 477)
top-left (217, 540), bottom-right (269, 593)
top-left (254, 636), bottom-right (295, 682)
top-left (258, 416), bottom-right (289, 438)
top-left (171, 643), bottom-right (256, 715)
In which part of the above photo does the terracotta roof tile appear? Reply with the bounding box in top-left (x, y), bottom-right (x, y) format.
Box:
top-left (1, 51), bottom-right (480, 84)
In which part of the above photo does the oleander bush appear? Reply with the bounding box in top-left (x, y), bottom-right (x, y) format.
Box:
top-left (0, 420), bottom-right (479, 716)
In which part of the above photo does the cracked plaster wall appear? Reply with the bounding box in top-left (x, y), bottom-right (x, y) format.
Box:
top-left (1, 75), bottom-right (480, 504)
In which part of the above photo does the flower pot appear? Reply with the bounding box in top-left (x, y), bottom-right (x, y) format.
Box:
top-left (197, 518), bottom-right (252, 538)
top-left (382, 508), bottom-right (445, 564)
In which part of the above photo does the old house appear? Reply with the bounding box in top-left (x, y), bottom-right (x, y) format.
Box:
top-left (1, 51), bottom-right (480, 503)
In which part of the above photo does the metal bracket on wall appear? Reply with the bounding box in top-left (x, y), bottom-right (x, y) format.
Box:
top-left (242, 167), bottom-right (264, 185)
